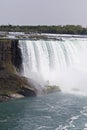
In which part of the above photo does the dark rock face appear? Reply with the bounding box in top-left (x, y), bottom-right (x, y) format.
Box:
top-left (0, 39), bottom-right (22, 73)
top-left (11, 40), bottom-right (22, 72)
top-left (0, 95), bottom-right (10, 102)
top-left (0, 40), bottom-right (12, 70)
top-left (0, 40), bottom-right (11, 62)
top-left (0, 69), bottom-right (37, 96)
top-left (0, 39), bottom-right (37, 102)
top-left (18, 87), bottom-right (36, 97)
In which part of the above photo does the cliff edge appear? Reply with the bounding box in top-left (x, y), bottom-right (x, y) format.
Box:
top-left (0, 39), bottom-right (37, 102)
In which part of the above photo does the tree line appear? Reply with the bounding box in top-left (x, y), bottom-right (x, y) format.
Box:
top-left (0, 25), bottom-right (87, 35)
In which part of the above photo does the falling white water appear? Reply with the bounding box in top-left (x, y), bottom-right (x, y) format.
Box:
top-left (19, 38), bottom-right (87, 94)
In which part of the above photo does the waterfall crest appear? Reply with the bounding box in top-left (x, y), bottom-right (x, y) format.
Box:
top-left (19, 38), bottom-right (87, 94)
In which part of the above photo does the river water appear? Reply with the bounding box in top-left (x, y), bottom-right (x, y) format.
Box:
top-left (0, 92), bottom-right (87, 130)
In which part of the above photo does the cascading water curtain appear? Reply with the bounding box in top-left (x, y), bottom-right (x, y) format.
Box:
top-left (19, 38), bottom-right (87, 94)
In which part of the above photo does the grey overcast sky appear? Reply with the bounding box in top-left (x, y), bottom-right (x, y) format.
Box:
top-left (0, 0), bottom-right (87, 26)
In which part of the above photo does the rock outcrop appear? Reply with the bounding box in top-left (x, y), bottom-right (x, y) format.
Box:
top-left (11, 40), bottom-right (22, 72)
top-left (43, 85), bottom-right (61, 94)
top-left (0, 39), bottom-right (37, 102)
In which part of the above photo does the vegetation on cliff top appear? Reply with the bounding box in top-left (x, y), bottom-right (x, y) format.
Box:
top-left (0, 25), bottom-right (87, 35)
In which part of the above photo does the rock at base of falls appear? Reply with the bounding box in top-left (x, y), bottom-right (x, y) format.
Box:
top-left (43, 85), bottom-right (61, 94)
top-left (0, 69), bottom-right (37, 102)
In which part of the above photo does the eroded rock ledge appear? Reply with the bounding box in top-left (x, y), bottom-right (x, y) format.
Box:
top-left (0, 39), bottom-right (37, 102)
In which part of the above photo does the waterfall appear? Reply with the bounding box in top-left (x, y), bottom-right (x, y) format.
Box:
top-left (19, 38), bottom-right (87, 94)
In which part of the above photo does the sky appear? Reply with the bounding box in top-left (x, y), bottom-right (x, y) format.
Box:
top-left (0, 0), bottom-right (87, 26)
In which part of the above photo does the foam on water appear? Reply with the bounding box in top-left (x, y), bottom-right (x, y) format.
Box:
top-left (55, 105), bottom-right (87, 130)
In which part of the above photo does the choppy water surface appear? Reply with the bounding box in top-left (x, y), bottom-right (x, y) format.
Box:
top-left (0, 93), bottom-right (87, 130)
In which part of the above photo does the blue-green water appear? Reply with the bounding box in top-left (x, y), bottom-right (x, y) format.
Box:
top-left (0, 92), bottom-right (87, 130)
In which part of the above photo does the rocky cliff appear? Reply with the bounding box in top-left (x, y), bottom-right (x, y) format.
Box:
top-left (0, 39), bottom-right (37, 102)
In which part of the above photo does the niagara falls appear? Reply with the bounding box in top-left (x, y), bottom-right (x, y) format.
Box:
top-left (0, 35), bottom-right (87, 130)
top-left (1, 0), bottom-right (87, 129)
top-left (19, 37), bottom-right (87, 95)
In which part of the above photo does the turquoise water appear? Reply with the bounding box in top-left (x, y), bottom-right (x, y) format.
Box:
top-left (0, 92), bottom-right (87, 130)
